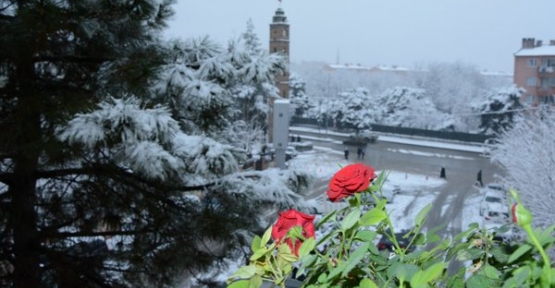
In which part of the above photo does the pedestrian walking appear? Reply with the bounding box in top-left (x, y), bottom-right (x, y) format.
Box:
top-left (477, 169), bottom-right (483, 187)
top-left (440, 167), bottom-right (446, 179)
top-left (357, 147), bottom-right (362, 160)
top-left (361, 148), bottom-right (365, 160)
top-left (344, 148), bottom-right (349, 160)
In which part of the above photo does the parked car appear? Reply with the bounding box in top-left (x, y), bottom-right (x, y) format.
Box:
top-left (286, 146), bottom-right (299, 159)
top-left (483, 203), bottom-right (510, 224)
top-left (348, 129), bottom-right (378, 144)
top-left (265, 144), bottom-right (298, 161)
top-left (479, 188), bottom-right (508, 221)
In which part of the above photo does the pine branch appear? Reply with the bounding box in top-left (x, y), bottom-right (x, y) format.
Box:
top-left (32, 55), bottom-right (114, 64)
top-left (0, 172), bottom-right (11, 185)
top-left (36, 166), bottom-right (217, 192)
top-left (49, 229), bottom-right (145, 239)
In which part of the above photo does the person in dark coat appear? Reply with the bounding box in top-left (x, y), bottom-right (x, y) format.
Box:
top-left (344, 148), bottom-right (349, 160)
top-left (440, 167), bottom-right (446, 179)
top-left (477, 169), bottom-right (483, 187)
top-left (357, 147), bottom-right (362, 160)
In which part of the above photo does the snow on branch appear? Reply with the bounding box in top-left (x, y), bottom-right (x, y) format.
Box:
top-left (58, 97), bottom-right (181, 148)
top-left (171, 134), bottom-right (243, 178)
top-left (57, 96), bottom-right (242, 181)
top-left (221, 168), bottom-right (316, 212)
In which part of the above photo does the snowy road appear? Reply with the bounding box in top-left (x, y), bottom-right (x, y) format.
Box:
top-left (290, 126), bottom-right (504, 274)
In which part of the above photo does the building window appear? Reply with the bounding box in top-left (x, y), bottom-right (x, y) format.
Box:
top-left (528, 58), bottom-right (538, 68)
top-left (527, 77), bottom-right (537, 86)
top-left (526, 95), bottom-right (535, 104)
top-left (273, 47), bottom-right (276, 53)
top-left (546, 58), bottom-right (555, 67)
top-left (541, 96), bottom-right (554, 104)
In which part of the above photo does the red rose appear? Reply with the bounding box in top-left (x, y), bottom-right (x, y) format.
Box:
top-left (271, 209), bottom-right (315, 256)
top-left (327, 163), bottom-right (376, 202)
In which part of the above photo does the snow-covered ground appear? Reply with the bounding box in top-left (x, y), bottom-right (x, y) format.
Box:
top-left (288, 143), bottom-right (485, 233)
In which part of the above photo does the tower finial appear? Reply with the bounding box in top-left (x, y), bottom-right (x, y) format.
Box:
top-left (278, 0), bottom-right (282, 8)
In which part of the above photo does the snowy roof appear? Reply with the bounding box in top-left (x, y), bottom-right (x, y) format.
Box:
top-left (479, 70), bottom-right (513, 77)
top-left (274, 99), bottom-right (290, 104)
top-left (514, 45), bottom-right (555, 57)
top-left (326, 63), bottom-right (410, 72)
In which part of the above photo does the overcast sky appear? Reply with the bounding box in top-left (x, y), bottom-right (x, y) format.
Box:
top-left (165, 0), bottom-right (555, 73)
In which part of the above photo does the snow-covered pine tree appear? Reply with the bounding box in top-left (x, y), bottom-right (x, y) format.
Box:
top-left (242, 18), bottom-right (262, 56)
top-left (289, 73), bottom-right (314, 117)
top-left (327, 88), bottom-right (375, 130)
top-left (374, 87), bottom-right (457, 131)
top-left (471, 86), bottom-right (524, 135)
top-left (0, 2), bottom-right (312, 287)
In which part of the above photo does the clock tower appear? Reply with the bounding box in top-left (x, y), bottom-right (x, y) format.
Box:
top-left (269, 7), bottom-right (290, 98)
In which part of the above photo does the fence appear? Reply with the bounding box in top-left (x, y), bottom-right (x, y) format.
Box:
top-left (290, 116), bottom-right (493, 144)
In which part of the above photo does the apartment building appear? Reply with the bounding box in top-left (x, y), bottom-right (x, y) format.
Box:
top-left (514, 38), bottom-right (555, 105)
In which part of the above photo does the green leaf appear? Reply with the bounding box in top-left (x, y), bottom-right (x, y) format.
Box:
top-left (228, 279), bottom-right (249, 288)
top-left (489, 246), bottom-right (509, 263)
top-left (395, 263), bottom-right (419, 282)
top-left (456, 247), bottom-right (484, 261)
top-left (248, 275), bottom-right (262, 288)
top-left (251, 235), bottom-right (261, 252)
top-left (341, 207), bottom-right (361, 231)
top-left (466, 274), bottom-right (496, 287)
top-left (481, 264), bottom-right (500, 280)
top-left (414, 203), bottom-right (432, 227)
top-left (317, 272), bottom-right (327, 283)
top-left (298, 237), bottom-right (316, 258)
top-left (425, 224), bottom-right (445, 244)
top-left (355, 230), bottom-right (377, 242)
top-left (410, 262), bottom-right (446, 288)
top-left (342, 242), bottom-right (371, 277)
top-left (249, 247), bottom-right (268, 261)
top-left (328, 262), bottom-right (348, 280)
top-left (261, 226), bottom-right (272, 246)
top-left (230, 265), bottom-right (256, 279)
top-left (445, 268), bottom-right (465, 288)
top-left (360, 208), bottom-right (386, 226)
top-left (507, 243), bottom-right (532, 263)
top-left (279, 252), bottom-right (298, 262)
top-left (359, 278), bottom-right (379, 288)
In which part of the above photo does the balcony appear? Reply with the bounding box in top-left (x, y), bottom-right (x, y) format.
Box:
top-left (538, 66), bottom-right (555, 74)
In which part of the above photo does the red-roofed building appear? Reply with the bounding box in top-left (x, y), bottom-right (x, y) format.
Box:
top-left (514, 38), bottom-right (555, 105)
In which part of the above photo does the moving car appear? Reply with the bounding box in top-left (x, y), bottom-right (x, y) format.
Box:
top-left (348, 129), bottom-right (379, 144)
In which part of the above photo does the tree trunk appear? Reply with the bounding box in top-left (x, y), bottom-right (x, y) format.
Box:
top-left (9, 61), bottom-right (42, 287)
